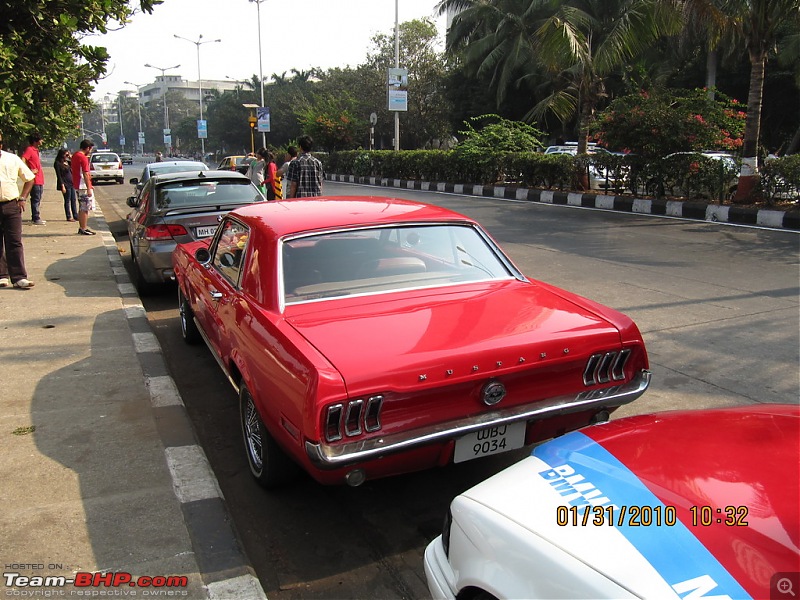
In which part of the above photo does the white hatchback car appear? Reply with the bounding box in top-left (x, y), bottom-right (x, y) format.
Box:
top-left (90, 151), bottom-right (124, 184)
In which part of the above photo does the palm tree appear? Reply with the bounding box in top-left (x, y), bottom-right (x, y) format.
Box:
top-left (697, 0), bottom-right (800, 200)
top-left (530, 0), bottom-right (683, 153)
top-left (438, 0), bottom-right (683, 154)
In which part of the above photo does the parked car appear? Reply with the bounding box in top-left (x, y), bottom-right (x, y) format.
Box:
top-left (217, 155), bottom-right (251, 174)
top-left (89, 151), bottom-right (124, 184)
top-left (129, 160), bottom-right (209, 193)
top-left (424, 404), bottom-right (800, 600)
top-left (119, 152), bottom-right (133, 165)
top-left (126, 170), bottom-right (265, 293)
top-left (543, 143), bottom-right (627, 191)
top-left (173, 197), bottom-right (651, 488)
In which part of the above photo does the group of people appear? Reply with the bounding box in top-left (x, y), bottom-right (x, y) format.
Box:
top-left (0, 131), bottom-right (326, 291)
top-left (0, 132), bottom-right (99, 290)
top-left (245, 135), bottom-right (324, 199)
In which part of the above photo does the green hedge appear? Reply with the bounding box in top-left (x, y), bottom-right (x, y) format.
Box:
top-left (325, 149), bottom-right (799, 202)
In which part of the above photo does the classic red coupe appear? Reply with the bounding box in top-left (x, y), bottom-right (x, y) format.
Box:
top-left (172, 197), bottom-right (651, 487)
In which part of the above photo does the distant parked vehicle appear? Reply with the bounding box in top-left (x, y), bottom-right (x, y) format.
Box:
top-left (129, 160), bottom-right (209, 193)
top-left (89, 151), bottom-right (124, 184)
top-left (126, 170), bottom-right (265, 293)
top-left (217, 155), bottom-right (251, 175)
top-left (119, 153), bottom-right (133, 165)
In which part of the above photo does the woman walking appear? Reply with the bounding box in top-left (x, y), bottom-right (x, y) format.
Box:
top-left (54, 149), bottom-right (77, 221)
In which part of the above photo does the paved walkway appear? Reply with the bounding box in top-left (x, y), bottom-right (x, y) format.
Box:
top-left (0, 173), bottom-right (265, 599)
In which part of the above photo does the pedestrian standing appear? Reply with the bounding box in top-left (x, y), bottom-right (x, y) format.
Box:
top-left (0, 132), bottom-right (36, 289)
top-left (246, 149), bottom-right (267, 194)
top-left (264, 151), bottom-right (278, 200)
top-left (71, 139), bottom-right (96, 235)
top-left (286, 136), bottom-right (324, 198)
top-left (21, 132), bottom-right (46, 225)
top-left (54, 149), bottom-right (78, 222)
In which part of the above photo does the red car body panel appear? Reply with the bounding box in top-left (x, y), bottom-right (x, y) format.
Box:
top-left (581, 404), bottom-right (800, 594)
top-left (174, 197), bottom-right (651, 485)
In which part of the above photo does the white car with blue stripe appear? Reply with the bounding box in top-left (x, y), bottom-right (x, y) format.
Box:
top-left (424, 405), bottom-right (799, 599)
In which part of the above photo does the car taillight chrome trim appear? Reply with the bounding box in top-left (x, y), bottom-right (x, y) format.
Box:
top-left (583, 349), bottom-right (631, 386)
top-left (325, 395), bottom-right (384, 442)
top-left (345, 400), bottom-right (363, 436)
top-left (364, 396), bottom-right (383, 432)
top-left (325, 404), bottom-right (343, 442)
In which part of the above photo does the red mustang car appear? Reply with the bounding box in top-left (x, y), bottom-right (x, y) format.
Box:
top-left (173, 197), bottom-right (651, 487)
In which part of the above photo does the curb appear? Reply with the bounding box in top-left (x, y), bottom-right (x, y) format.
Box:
top-left (95, 208), bottom-right (267, 600)
top-left (327, 174), bottom-right (799, 231)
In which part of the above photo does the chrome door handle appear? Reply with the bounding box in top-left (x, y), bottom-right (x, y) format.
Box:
top-left (209, 290), bottom-right (223, 300)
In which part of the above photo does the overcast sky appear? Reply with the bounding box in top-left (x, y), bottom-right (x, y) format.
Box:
top-left (88, 0), bottom-right (447, 100)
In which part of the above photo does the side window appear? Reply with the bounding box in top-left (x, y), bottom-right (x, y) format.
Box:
top-left (212, 219), bottom-right (250, 286)
top-left (136, 187), bottom-right (151, 225)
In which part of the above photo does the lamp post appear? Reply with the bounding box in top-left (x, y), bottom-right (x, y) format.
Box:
top-left (394, 0), bottom-right (400, 151)
top-left (144, 63), bottom-right (180, 155)
top-left (124, 81), bottom-right (145, 155)
top-left (249, 0), bottom-right (267, 148)
top-left (174, 34), bottom-right (221, 158)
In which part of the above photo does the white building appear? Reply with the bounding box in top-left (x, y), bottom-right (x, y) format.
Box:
top-left (138, 75), bottom-right (240, 108)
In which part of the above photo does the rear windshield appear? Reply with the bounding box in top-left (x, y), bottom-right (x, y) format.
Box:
top-left (148, 164), bottom-right (206, 177)
top-left (91, 153), bottom-right (120, 163)
top-left (283, 223), bottom-right (514, 304)
top-left (155, 180), bottom-right (263, 209)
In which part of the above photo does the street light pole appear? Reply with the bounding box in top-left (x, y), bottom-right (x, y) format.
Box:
top-left (123, 81), bottom-right (145, 155)
top-left (249, 0), bottom-right (267, 148)
top-left (394, 0), bottom-right (400, 151)
top-left (174, 34), bottom-right (221, 158)
top-left (144, 63), bottom-right (180, 155)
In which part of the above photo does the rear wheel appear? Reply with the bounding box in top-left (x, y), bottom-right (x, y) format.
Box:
top-left (178, 286), bottom-right (201, 344)
top-left (129, 241), bottom-right (154, 296)
top-left (240, 383), bottom-right (298, 488)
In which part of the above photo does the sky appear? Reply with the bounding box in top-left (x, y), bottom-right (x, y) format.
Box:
top-left (88, 0), bottom-right (448, 100)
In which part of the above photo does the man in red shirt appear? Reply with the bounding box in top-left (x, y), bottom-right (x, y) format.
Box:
top-left (71, 139), bottom-right (96, 235)
top-left (21, 133), bottom-right (45, 225)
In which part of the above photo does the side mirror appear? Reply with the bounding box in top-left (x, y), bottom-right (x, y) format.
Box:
top-left (126, 196), bottom-right (140, 208)
top-left (195, 247), bottom-right (211, 264)
top-left (129, 177), bottom-right (139, 185)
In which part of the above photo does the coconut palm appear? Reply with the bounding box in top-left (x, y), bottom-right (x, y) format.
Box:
top-left (529, 0), bottom-right (683, 153)
top-left (688, 0), bottom-right (800, 200)
top-left (438, 0), bottom-right (683, 154)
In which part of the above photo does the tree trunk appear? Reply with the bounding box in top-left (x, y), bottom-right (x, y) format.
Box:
top-left (705, 48), bottom-right (717, 99)
top-left (733, 49), bottom-right (766, 203)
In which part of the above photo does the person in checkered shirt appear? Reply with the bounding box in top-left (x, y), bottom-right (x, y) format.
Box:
top-left (286, 135), bottom-right (324, 198)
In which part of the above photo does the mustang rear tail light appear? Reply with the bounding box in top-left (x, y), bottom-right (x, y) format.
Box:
top-left (325, 395), bottom-right (383, 443)
top-left (583, 349), bottom-right (631, 386)
top-left (145, 224), bottom-right (189, 240)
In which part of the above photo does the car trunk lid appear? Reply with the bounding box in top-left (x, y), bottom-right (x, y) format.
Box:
top-left (285, 280), bottom-right (624, 394)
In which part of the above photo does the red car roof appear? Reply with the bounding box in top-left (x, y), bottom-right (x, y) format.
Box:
top-left (231, 196), bottom-right (475, 239)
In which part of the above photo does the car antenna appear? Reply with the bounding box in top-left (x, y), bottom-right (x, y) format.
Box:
top-left (198, 171), bottom-right (207, 177)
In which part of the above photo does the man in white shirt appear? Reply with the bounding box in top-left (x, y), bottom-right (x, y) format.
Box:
top-left (0, 132), bottom-right (36, 289)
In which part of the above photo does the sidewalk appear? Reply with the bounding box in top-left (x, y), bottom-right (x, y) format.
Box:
top-left (0, 175), bottom-right (265, 599)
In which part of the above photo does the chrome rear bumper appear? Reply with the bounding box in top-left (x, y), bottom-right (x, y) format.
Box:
top-left (305, 369), bottom-right (651, 469)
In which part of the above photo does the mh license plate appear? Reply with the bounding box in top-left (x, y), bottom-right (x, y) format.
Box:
top-left (195, 226), bottom-right (217, 238)
top-left (454, 421), bottom-right (526, 463)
